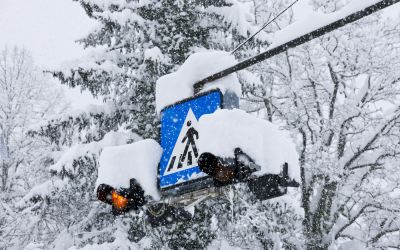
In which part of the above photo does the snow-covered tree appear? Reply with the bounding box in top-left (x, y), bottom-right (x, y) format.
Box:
top-left (50, 0), bottom-right (266, 140)
top-left (243, 7), bottom-right (400, 248)
top-left (20, 0), bottom-right (400, 249)
top-left (0, 46), bottom-right (67, 249)
top-left (20, 0), bottom-right (277, 249)
top-left (0, 46), bottom-right (66, 192)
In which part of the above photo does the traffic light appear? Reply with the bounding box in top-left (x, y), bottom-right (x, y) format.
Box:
top-left (97, 179), bottom-right (146, 214)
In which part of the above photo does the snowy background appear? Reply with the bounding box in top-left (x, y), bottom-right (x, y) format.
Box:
top-left (1, 0), bottom-right (400, 249)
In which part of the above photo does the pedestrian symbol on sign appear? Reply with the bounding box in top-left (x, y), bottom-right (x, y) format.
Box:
top-left (180, 120), bottom-right (199, 166)
top-left (165, 108), bottom-right (200, 175)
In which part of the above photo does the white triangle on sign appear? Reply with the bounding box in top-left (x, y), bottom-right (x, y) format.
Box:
top-left (164, 108), bottom-right (200, 176)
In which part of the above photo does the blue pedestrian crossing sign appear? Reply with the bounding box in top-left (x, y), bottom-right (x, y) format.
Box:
top-left (159, 89), bottom-right (223, 191)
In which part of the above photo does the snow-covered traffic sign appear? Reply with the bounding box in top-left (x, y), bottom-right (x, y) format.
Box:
top-left (158, 89), bottom-right (222, 191)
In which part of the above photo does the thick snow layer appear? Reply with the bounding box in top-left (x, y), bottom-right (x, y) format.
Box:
top-left (269, 0), bottom-right (384, 50)
top-left (144, 47), bottom-right (169, 64)
top-left (156, 50), bottom-right (241, 113)
top-left (96, 139), bottom-right (163, 200)
top-left (197, 109), bottom-right (300, 181)
top-left (50, 131), bottom-right (135, 174)
top-left (16, 179), bottom-right (66, 208)
top-left (31, 101), bottom-right (114, 130)
top-left (206, 0), bottom-right (270, 42)
top-left (17, 131), bottom-right (137, 208)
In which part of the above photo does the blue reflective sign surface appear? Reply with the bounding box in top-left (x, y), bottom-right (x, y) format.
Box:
top-left (159, 90), bottom-right (222, 189)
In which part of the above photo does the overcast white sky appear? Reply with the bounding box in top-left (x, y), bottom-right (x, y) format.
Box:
top-left (0, 0), bottom-right (95, 67)
top-left (0, 0), bottom-right (399, 109)
top-left (0, 0), bottom-right (99, 108)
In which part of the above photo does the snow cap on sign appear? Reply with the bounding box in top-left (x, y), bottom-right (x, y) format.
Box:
top-left (197, 109), bottom-right (300, 181)
top-left (156, 50), bottom-right (241, 114)
top-left (49, 130), bottom-right (135, 174)
top-left (96, 139), bottom-right (163, 200)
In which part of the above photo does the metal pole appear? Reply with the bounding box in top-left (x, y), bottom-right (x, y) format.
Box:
top-left (194, 0), bottom-right (400, 94)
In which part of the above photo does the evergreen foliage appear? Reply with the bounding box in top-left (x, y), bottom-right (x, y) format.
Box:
top-left (6, 0), bottom-right (400, 249)
top-left (18, 0), bottom-right (280, 249)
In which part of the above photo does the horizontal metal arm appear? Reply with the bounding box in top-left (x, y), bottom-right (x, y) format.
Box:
top-left (194, 0), bottom-right (400, 94)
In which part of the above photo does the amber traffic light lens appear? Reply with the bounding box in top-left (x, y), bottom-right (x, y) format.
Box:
top-left (111, 190), bottom-right (129, 210)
